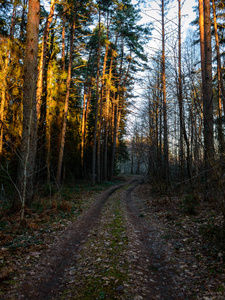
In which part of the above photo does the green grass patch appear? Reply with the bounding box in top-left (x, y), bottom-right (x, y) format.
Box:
top-left (62, 196), bottom-right (129, 299)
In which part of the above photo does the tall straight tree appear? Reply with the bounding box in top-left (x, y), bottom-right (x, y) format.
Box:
top-left (91, 6), bottom-right (101, 186)
top-left (212, 0), bottom-right (224, 152)
top-left (199, 0), bottom-right (214, 188)
top-left (161, 0), bottom-right (169, 185)
top-left (0, 1), bottom-right (16, 155)
top-left (56, 13), bottom-right (76, 185)
top-left (177, 0), bottom-right (191, 181)
top-left (178, 0), bottom-right (184, 180)
top-left (36, 0), bottom-right (55, 120)
top-left (15, 0), bottom-right (40, 218)
top-left (204, 0), bottom-right (214, 173)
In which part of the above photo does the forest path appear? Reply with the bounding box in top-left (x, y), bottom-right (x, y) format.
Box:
top-left (5, 178), bottom-right (182, 299)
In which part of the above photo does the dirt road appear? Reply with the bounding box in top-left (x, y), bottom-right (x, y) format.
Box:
top-left (5, 178), bottom-right (183, 300)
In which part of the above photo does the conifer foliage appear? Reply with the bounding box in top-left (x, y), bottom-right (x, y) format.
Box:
top-left (0, 0), bottom-right (150, 214)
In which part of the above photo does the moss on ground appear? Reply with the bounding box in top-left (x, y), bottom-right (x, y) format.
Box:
top-left (61, 191), bottom-right (130, 299)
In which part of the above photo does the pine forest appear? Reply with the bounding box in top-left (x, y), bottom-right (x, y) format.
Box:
top-left (1, 0), bottom-right (225, 298)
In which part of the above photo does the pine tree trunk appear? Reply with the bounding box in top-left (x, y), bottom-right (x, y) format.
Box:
top-left (81, 81), bottom-right (92, 178)
top-left (161, 0), bottom-right (169, 185)
top-left (36, 0), bottom-right (55, 119)
top-left (15, 0), bottom-right (40, 218)
top-left (109, 38), bottom-right (124, 181)
top-left (46, 58), bottom-right (54, 184)
top-left (62, 7), bottom-right (66, 72)
top-left (56, 17), bottom-right (76, 185)
top-left (20, 0), bottom-right (27, 42)
top-left (0, 5), bottom-right (16, 156)
top-left (110, 98), bottom-right (119, 181)
top-left (97, 42), bottom-right (109, 183)
top-left (103, 48), bottom-right (115, 181)
top-left (202, 0), bottom-right (214, 190)
top-left (91, 9), bottom-right (101, 186)
top-left (178, 0), bottom-right (184, 181)
top-left (212, 0), bottom-right (224, 152)
top-left (81, 88), bottom-right (87, 176)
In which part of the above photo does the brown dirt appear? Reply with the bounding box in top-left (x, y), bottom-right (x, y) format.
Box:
top-left (2, 177), bottom-right (225, 299)
top-left (3, 182), bottom-right (127, 300)
top-left (124, 182), bottom-right (182, 299)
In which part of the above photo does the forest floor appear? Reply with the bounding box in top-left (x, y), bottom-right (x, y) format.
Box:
top-left (0, 176), bottom-right (225, 299)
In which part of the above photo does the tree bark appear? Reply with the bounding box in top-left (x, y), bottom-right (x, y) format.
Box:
top-left (178, 0), bottom-right (184, 180)
top-left (91, 9), bottom-right (101, 186)
top-left (81, 86), bottom-right (87, 176)
top-left (56, 16), bottom-right (76, 185)
top-left (202, 0), bottom-right (214, 188)
top-left (81, 79), bottom-right (92, 177)
top-left (103, 36), bottom-right (118, 181)
top-left (19, 0), bottom-right (27, 42)
top-left (97, 39), bottom-right (109, 183)
top-left (46, 54), bottom-right (54, 184)
top-left (36, 0), bottom-right (55, 120)
top-left (62, 7), bottom-right (66, 72)
top-left (110, 38), bottom-right (124, 181)
top-left (0, 4), bottom-right (16, 156)
top-left (212, 0), bottom-right (224, 152)
top-left (161, 0), bottom-right (169, 185)
top-left (15, 0), bottom-right (40, 218)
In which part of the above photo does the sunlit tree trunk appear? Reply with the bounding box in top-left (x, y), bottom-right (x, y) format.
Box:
top-left (103, 35), bottom-right (118, 181)
top-left (97, 40), bottom-right (109, 183)
top-left (110, 95), bottom-right (119, 181)
top-left (36, 0), bottom-right (55, 120)
top-left (91, 9), bottom-right (101, 186)
top-left (103, 61), bottom-right (113, 181)
top-left (15, 0), bottom-right (40, 218)
top-left (46, 56), bottom-right (54, 184)
top-left (81, 80), bottom-right (92, 177)
top-left (62, 7), bottom-right (66, 72)
top-left (81, 86), bottom-right (88, 175)
top-left (199, 0), bottom-right (205, 81)
top-left (110, 38), bottom-right (124, 181)
top-left (56, 16), bottom-right (76, 185)
top-left (0, 4), bottom-right (16, 156)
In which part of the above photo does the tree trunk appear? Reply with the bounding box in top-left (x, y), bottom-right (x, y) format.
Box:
top-left (97, 40), bottom-right (109, 183)
top-left (15, 0), bottom-right (40, 219)
top-left (56, 16), bottom-right (76, 185)
top-left (178, 0), bottom-right (184, 181)
top-left (202, 0), bottom-right (214, 189)
top-left (91, 9), bottom-right (101, 186)
top-left (81, 86), bottom-right (88, 176)
top-left (19, 0), bottom-right (27, 42)
top-left (81, 80), bottom-right (92, 177)
top-left (110, 38), bottom-right (124, 181)
top-left (0, 5), bottom-right (16, 156)
top-left (46, 56), bottom-right (54, 184)
top-left (36, 0), bottom-right (55, 119)
top-left (212, 0), bottom-right (224, 152)
top-left (110, 98), bottom-right (119, 181)
top-left (199, 0), bottom-right (205, 82)
top-left (162, 0), bottom-right (169, 185)
top-left (62, 7), bottom-right (66, 72)
top-left (103, 44), bottom-right (115, 181)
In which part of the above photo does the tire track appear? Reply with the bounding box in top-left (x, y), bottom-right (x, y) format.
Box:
top-left (124, 179), bottom-right (183, 300)
top-left (13, 182), bottom-right (129, 300)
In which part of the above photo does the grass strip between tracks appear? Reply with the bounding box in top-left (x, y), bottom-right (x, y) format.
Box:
top-left (61, 186), bottom-right (131, 299)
